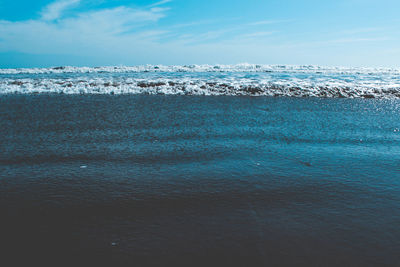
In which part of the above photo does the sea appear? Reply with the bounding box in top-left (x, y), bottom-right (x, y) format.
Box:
top-left (1, 64), bottom-right (400, 266)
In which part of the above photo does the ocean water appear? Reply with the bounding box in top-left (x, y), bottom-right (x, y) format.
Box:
top-left (1, 68), bottom-right (400, 266)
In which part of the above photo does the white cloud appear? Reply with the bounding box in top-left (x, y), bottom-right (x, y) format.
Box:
top-left (0, 4), bottom-right (168, 57)
top-left (167, 20), bottom-right (216, 29)
top-left (240, 31), bottom-right (275, 38)
top-left (247, 19), bottom-right (291, 26)
top-left (0, 0), bottom-right (288, 64)
top-left (339, 27), bottom-right (383, 35)
top-left (148, 0), bottom-right (172, 8)
top-left (41, 0), bottom-right (81, 21)
top-left (327, 37), bottom-right (389, 44)
top-left (2, 1), bottom-right (353, 66)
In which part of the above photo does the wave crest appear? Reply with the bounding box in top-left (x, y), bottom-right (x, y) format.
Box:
top-left (1, 64), bottom-right (400, 98)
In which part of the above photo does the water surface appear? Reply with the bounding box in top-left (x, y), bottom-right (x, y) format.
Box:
top-left (1, 95), bottom-right (400, 266)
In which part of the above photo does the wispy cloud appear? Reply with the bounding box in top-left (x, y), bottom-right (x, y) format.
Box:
top-left (247, 19), bottom-right (291, 26)
top-left (167, 20), bottom-right (216, 29)
top-left (132, 30), bottom-right (170, 41)
top-left (282, 36), bottom-right (390, 49)
top-left (325, 37), bottom-right (390, 44)
top-left (240, 31), bottom-right (275, 38)
top-left (174, 27), bottom-right (242, 45)
top-left (41, 0), bottom-right (81, 21)
top-left (0, 0), bottom-right (287, 56)
top-left (172, 22), bottom-right (279, 45)
top-left (339, 27), bottom-right (383, 35)
top-left (148, 0), bottom-right (172, 8)
top-left (0, 1), bottom-right (168, 56)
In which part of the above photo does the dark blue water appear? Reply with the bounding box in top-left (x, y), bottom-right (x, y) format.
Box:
top-left (1, 95), bottom-right (400, 266)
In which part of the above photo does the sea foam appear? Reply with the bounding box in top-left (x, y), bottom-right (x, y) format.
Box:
top-left (1, 64), bottom-right (400, 98)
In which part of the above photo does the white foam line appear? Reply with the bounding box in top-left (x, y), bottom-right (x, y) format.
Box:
top-left (1, 77), bottom-right (399, 98)
top-left (1, 64), bottom-right (400, 75)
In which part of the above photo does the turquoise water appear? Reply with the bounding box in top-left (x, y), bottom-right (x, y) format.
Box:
top-left (1, 95), bottom-right (400, 266)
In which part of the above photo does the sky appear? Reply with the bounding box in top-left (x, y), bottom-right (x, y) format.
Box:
top-left (0, 0), bottom-right (399, 68)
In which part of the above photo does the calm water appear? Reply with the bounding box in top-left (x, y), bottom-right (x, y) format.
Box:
top-left (1, 95), bottom-right (400, 266)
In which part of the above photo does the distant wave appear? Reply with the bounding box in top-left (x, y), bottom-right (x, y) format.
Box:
top-left (1, 64), bottom-right (400, 75)
top-left (1, 64), bottom-right (400, 98)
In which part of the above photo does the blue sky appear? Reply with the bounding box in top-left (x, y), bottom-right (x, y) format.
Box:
top-left (0, 0), bottom-right (399, 67)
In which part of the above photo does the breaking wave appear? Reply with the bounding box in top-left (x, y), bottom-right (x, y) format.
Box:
top-left (1, 64), bottom-right (400, 98)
